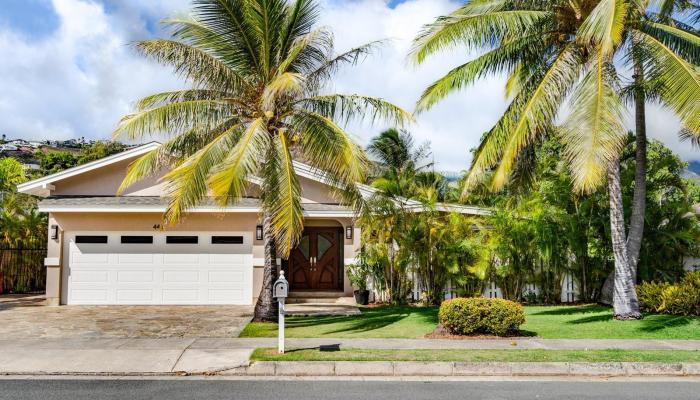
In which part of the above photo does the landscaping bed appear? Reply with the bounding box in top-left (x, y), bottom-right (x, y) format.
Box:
top-left (240, 304), bottom-right (700, 339)
top-left (251, 348), bottom-right (700, 363)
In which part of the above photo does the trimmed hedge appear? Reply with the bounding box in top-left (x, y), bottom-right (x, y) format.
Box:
top-left (637, 271), bottom-right (700, 316)
top-left (438, 297), bottom-right (525, 336)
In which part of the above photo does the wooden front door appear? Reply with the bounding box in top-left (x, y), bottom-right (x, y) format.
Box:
top-left (288, 227), bottom-right (341, 291)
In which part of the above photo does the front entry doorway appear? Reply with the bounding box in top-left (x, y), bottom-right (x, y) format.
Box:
top-left (287, 227), bottom-right (342, 291)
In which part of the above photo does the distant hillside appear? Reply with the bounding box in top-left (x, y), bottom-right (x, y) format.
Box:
top-left (683, 161), bottom-right (700, 184)
top-left (688, 161), bottom-right (700, 175)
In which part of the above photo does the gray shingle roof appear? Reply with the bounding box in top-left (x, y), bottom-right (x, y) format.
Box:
top-left (39, 196), bottom-right (352, 212)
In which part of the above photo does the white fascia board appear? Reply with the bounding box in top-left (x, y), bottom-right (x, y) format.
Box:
top-left (17, 142), bottom-right (162, 197)
top-left (403, 203), bottom-right (492, 216)
top-left (302, 210), bottom-right (355, 218)
top-left (37, 204), bottom-right (355, 217)
top-left (38, 205), bottom-right (260, 213)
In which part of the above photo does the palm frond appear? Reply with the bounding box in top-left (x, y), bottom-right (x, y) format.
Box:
top-left (291, 109), bottom-right (368, 185)
top-left (307, 40), bottom-right (385, 84)
top-left (135, 89), bottom-right (228, 111)
top-left (164, 15), bottom-right (256, 73)
top-left (118, 149), bottom-right (163, 195)
top-left (277, 27), bottom-right (331, 75)
top-left (639, 21), bottom-right (700, 65)
top-left (410, 6), bottom-right (549, 65)
top-left (638, 29), bottom-right (700, 133)
top-left (112, 100), bottom-right (232, 140)
top-left (191, 0), bottom-right (261, 71)
top-left (265, 132), bottom-right (303, 256)
top-left (415, 33), bottom-right (548, 113)
top-left (560, 53), bottom-right (627, 192)
top-left (577, 0), bottom-right (628, 55)
top-left (262, 72), bottom-right (306, 111)
top-left (279, 0), bottom-right (320, 59)
top-left (162, 124), bottom-right (241, 222)
top-left (208, 118), bottom-right (270, 204)
top-left (464, 45), bottom-right (584, 194)
top-left (134, 39), bottom-right (246, 90)
top-left (298, 94), bottom-right (413, 127)
top-left (247, 0), bottom-right (289, 76)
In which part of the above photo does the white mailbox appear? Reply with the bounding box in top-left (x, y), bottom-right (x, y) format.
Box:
top-left (273, 272), bottom-right (289, 299)
top-left (274, 270), bottom-right (289, 354)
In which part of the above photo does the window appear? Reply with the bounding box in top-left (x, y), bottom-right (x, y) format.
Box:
top-left (166, 235), bottom-right (198, 244)
top-left (212, 236), bottom-right (244, 244)
top-left (75, 235), bottom-right (108, 244)
top-left (121, 236), bottom-right (153, 244)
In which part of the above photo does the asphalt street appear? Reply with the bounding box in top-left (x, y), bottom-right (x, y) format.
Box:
top-left (0, 379), bottom-right (699, 400)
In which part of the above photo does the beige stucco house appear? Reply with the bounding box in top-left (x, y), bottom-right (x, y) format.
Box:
top-left (18, 142), bottom-right (367, 306)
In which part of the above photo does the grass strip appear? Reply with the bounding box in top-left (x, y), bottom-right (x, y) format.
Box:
top-left (251, 348), bottom-right (700, 363)
top-left (240, 305), bottom-right (700, 339)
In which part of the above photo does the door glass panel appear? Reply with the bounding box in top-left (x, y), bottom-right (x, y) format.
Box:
top-left (298, 235), bottom-right (310, 260)
top-left (317, 234), bottom-right (332, 260)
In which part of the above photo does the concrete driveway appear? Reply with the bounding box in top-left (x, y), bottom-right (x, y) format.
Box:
top-left (0, 294), bottom-right (254, 339)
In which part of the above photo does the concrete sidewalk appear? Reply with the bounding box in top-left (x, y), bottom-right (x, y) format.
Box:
top-left (0, 339), bottom-right (252, 375)
top-left (1, 337), bottom-right (699, 375)
top-left (215, 337), bottom-right (700, 351)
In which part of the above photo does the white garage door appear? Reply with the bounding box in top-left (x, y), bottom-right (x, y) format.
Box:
top-left (63, 232), bottom-right (253, 305)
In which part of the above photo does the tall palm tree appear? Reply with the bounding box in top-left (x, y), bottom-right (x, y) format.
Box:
top-left (411, 0), bottom-right (700, 319)
top-left (113, 0), bottom-right (411, 321)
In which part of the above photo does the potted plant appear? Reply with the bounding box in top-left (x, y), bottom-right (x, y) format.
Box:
top-left (346, 263), bottom-right (370, 305)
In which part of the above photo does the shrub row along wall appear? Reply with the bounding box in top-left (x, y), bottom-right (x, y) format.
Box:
top-left (0, 246), bottom-right (46, 293)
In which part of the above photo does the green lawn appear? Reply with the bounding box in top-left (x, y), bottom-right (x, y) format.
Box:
top-left (239, 304), bottom-right (700, 339)
top-left (251, 348), bottom-right (700, 363)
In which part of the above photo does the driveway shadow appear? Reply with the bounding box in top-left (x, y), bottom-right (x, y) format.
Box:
top-left (0, 294), bottom-right (45, 311)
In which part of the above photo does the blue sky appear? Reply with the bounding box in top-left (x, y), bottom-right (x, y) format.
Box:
top-left (0, 0), bottom-right (694, 171)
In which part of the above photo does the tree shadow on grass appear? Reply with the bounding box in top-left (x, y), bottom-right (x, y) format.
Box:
top-left (529, 304), bottom-right (609, 316)
top-left (567, 314), bottom-right (614, 324)
top-left (286, 306), bottom-right (438, 335)
top-left (637, 314), bottom-right (694, 332)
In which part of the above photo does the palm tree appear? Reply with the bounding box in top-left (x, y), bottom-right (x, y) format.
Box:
top-left (411, 0), bottom-right (700, 319)
top-left (113, 0), bottom-right (411, 321)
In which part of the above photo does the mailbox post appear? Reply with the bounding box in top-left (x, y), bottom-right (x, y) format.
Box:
top-left (273, 270), bottom-right (289, 354)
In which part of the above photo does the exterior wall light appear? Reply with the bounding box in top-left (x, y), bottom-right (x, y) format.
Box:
top-left (345, 225), bottom-right (353, 240)
top-left (50, 225), bottom-right (59, 240)
top-left (256, 225), bottom-right (264, 241)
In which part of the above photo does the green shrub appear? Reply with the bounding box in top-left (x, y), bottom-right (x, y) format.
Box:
top-left (438, 297), bottom-right (525, 336)
top-left (637, 281), bottom-right (671, 313)
top-left (637, 271), bottom-right (700, 316)
top-left (346, 263), bottom-right (369, 291)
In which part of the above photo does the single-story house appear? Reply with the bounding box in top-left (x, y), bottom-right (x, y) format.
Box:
top-left (18, 142), bottom-right (372, 306)
top-left (16, 142), bottom-right (504, 307)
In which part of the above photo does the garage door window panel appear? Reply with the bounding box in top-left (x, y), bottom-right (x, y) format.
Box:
top-left (121, 236), bottom-right (153, 244)
top-left (166, 236), bottom-right (199, 244)
top-left (75, 236), bottom-right (108, 244)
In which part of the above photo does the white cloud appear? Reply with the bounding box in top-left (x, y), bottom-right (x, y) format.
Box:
top-left (0, 0), bottom-right (184, 143)
top-left (0, 0), bottom-right (696, 170)
top-left (317, 0), bottom-right (508, 171)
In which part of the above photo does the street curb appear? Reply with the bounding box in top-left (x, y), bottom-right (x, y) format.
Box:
top-left (222, 361), bottom-right (700, 377)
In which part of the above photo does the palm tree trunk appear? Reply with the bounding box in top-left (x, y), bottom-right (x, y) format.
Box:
top-left (607, 159), bottom-right (642, 320)
top-left (252, 214), bottom-right (279, 322)
top-left (627, 55), bottom-right (647, 282)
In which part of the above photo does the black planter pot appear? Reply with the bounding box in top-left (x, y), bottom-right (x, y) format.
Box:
top-left (353, 289), bottom-right (370, 305)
